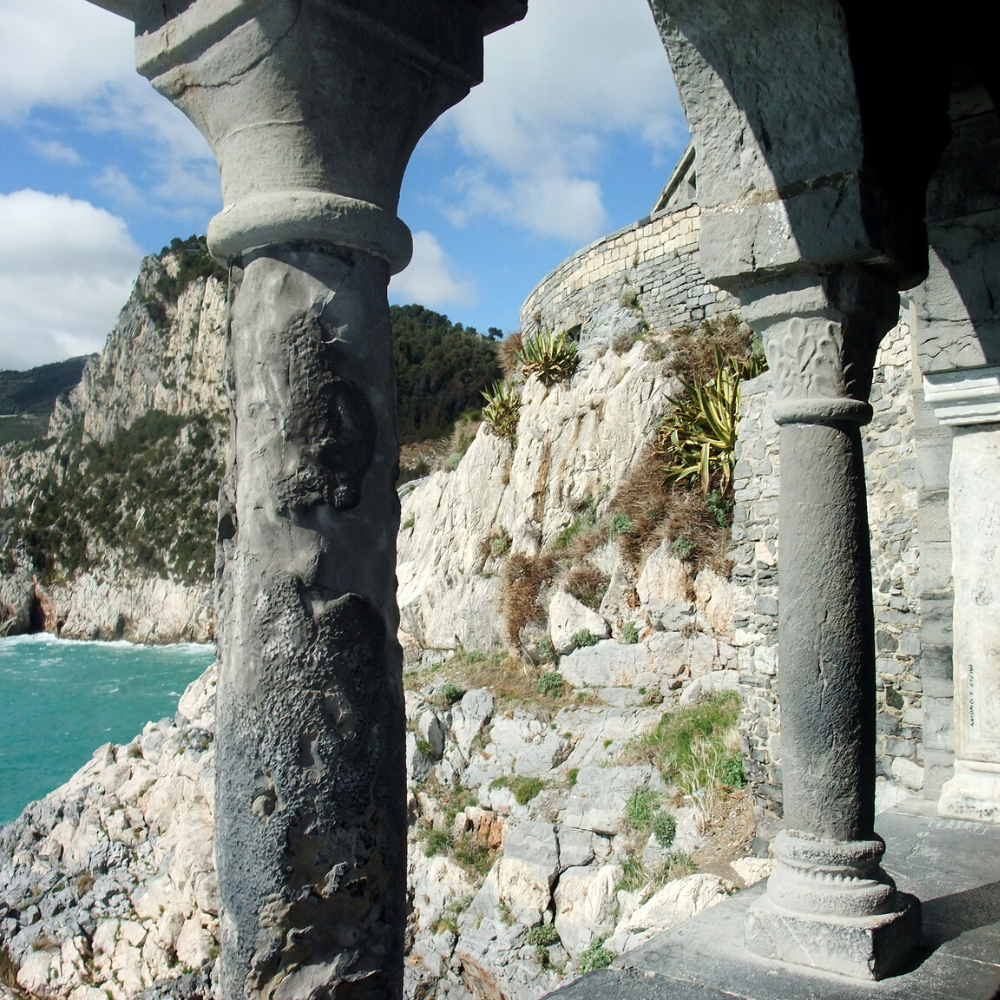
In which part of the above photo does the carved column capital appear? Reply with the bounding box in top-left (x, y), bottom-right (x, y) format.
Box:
top-left (739, 272), bottom-right (900, 426)
top-left (133, 0), bottom-right (514, 268)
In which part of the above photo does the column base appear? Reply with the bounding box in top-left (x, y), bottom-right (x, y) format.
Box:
top-left (745, 892), bottom-right (921, 980)
top-left (938, 759), bottom-right (1000, 823)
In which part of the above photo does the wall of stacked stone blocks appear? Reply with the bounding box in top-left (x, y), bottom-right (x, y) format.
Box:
top-left (732, 321), bottom-right (953, 839)
top-left (520, 205), bottom-right (734, 335)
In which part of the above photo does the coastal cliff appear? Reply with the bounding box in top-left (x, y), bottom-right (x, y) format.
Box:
top-left (0, 238), bottom-right (229, 643)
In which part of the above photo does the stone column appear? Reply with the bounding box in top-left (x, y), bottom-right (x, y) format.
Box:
top-left (740, 274), bottom-right (920, 980)
top-left (923, 370), bottom-right (1000, 822)
top-left (130, 2), bottom-right (524, 997)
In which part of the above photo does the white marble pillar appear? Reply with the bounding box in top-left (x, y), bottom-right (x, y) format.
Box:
top-left (925, 368), bottom-right (1000, 822)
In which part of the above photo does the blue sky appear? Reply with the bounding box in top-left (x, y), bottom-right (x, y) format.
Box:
top-left (0, 0), bottom-right (688, 371)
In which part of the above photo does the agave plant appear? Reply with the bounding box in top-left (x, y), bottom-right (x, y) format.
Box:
top-left (659, 347), bottom-right (766, 493)
top-left (517, 329), bottom-right (579, 387)
top-left (481, 380), bottom-right (521, 440)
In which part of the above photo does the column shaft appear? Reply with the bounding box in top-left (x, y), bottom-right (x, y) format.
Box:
top-left (778, 421), bottom-right (875, 841)
top-left (215, 246), bottom-right (403, 1000)
top-left (741, 275), bottom-right (920, 980)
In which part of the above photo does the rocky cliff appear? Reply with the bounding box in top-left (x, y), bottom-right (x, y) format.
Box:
top-left (398, 300), bottom-right (738, 658)
top-left (0, 642), bottom-right (772, 1000)
top-left (0, 238), bottom-right (229, 643)
top-left (0, 266), bottom-right (770, 1000)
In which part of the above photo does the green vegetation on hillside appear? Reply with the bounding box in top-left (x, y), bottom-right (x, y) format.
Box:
top-left (2, 410), bottom-right (223, 586)
top-left (154, 235), bottom-right (228, 303)
top-left (0, 357), bottom-right (92, 445)
top-left (392, 304), bottom-right (502, 445)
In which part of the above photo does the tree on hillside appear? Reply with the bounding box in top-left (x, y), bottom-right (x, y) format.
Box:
top-left (391, 304), bottom-right (502, 444)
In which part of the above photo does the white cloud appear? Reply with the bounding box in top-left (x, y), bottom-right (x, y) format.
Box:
top-left (444, 168), bottom-right (606, 244)
top-left (431, 0), bottom-right (684, 243)
top-left (390, 231), bottom-right (476, 309)
top-left (0, 0), bottom-right (219, 221)
top-left (0, 190), bottom-right (142, 370)
top-left (0, 0), bottom-right (135, 123)
top-left (91, 165), bottom-right (142, 206)
top-left (29, 139), bottom-right (83, 166)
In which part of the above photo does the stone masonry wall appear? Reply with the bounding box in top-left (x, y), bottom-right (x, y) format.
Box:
top-left (733, 321), bottom-right (936, 840)
top-left (519, 205), bottom-right (735, 336)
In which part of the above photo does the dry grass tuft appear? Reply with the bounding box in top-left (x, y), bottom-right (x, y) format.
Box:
top-left (0, 948), bottom-right (21, 991)
top-left (669, 314), bottom-right (750, 386)
top-left (500, 552), bottom-right (558, 644)
top-left (565, 562), bottom-right (610, 611)
top-left (498, 332), bottom-right (523, 378)
top-left (608, 440), bottom-right (731, 577)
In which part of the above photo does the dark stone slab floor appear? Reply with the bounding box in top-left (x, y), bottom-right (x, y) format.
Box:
top-left (544, 803), bottom-right (1000, 1000)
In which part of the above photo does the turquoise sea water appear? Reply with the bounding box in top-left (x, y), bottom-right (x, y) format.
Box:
top-left (0, 634), bottom-right (216, 824)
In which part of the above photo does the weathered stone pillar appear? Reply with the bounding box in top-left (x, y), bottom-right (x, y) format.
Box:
top-left (739, 274), bottom-right (920, 978)
top-left (129, 1), bottom-right (525, 997)
top-left (643, 0), bottom-right (948, 979)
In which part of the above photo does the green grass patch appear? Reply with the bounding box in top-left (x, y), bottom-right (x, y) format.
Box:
top-left (625, 691), bottom-right (742, 795)
top-left (525, 923), bottom-right (560, 947)
top-left (537, 671), bottom-right (564, 698)
top-left (439, 682), bottom-right (466, 705)
top-left (423, 828), bottom-right (451, 856)
top-left (578, 936), bottom-right (614, 972)
top-left (569, 629), bottom-right (600, 651)
top-left (651, 810), bottom-right (677, 848)
top-left (625, 786), bottom-right (658, 830)
top-left (608, 512), bottom-right (634, 538)
top-left (490, 775), bottom-right (545, 804)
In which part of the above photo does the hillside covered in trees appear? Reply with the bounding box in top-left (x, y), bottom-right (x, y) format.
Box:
top-left (0, 357), bottom-right (93, 445)
top-left (392, 303), bottom-right (502, 444)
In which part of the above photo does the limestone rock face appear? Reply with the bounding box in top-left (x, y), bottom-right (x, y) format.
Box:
top-left (397, 344), bottom-right (672, 651)
top-left (605, 873), bottom-right (731, 954)
top-left (0, 568), bottom-right (34, 636)
top-left (548, 591), bottom-right (610, 654)
top-left (37, 573), bottom-right (214, 644)
top-left (553, 865), bottom-right (621, 958)
top-left (49, 255), bottom-right (228, 446)
top-left (0, 248), bottom-right (226, 643)
top-left (0, 666), bottom-right (220, 1000)
top-left (636, 540), bottom-right (690, 612)
top-left (2, 631), bottom-right (761, 1000)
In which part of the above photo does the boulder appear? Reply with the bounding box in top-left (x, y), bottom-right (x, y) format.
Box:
top-left (694, 568), bottom-right (734, 634)
top-left (730, 857), bottom-right (776, 886)
top-left (606, 873), bottom-right (730, 954)
top-left (548, 591), bottom-right (609, 655)
top-left (450, 689), bottom-right (495, 759)
top-left (559, 632), bottom-right (693, 690)
top-left (559, 639), bottom-right (648, 689)
top-left (597, 566), bottom-right (637, 632)
top-left (409, 844), bottom-right (475, 934)
top-left (495, 821), bottom-right (560, 925)
top-left (678, 669), bottom-right (739, 707)
top-left (553, 864), bottom-right (621, 958)
top-left (636, 540), bottom-right (690, 610)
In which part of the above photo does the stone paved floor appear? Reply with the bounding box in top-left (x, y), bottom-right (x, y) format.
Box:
top-left (545, 803), bottom-right (1000, 999)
